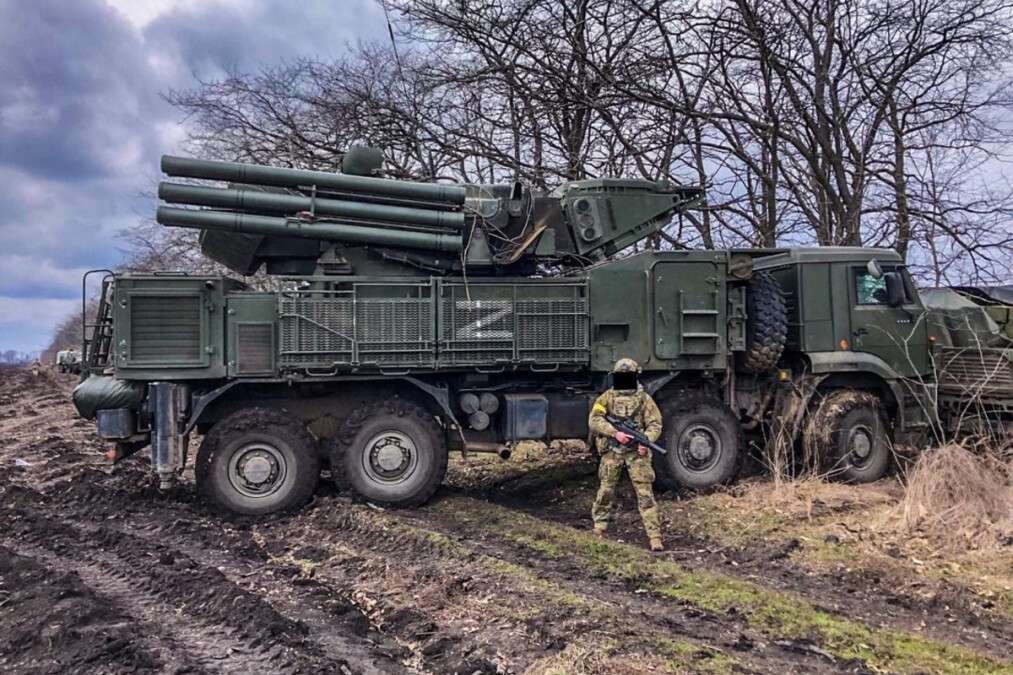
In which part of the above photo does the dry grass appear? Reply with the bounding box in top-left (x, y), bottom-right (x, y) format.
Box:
top-left (894, 443), bottom-right (1012, 551)
top-left (731, 475), bottom-right (896, 520)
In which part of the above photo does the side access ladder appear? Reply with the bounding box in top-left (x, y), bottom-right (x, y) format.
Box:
top-left (82, 270), bottom-right (115, 374)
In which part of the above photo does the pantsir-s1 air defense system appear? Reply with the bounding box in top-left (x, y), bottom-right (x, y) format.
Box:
top-left (73, 148), bottom-right (1013, 515)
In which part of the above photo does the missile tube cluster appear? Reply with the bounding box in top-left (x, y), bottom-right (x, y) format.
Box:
top-left (156, 155), bottom-right (467, 253)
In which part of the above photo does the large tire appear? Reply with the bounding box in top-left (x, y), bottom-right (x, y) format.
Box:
top-left (656, 395), bottom-right (741, 490)
top-left (804, 391), bottom-right (891, 483)
top-left (742, 272), bottom-right (788, 373)
top-left (195, 407), bottom-right (320, 516)
top-left (329, 398), bottom-right (447, 507)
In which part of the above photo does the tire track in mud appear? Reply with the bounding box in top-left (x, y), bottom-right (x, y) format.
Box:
top-left (104, 517), bottom-right (416, 675)
top-left (0, 545), bottom-right (170, 674)
top-left (110, 500), bottom-right (531, 674)
top-left (1, 544), bottom-right (211, 675)
top-left (1, 463), bottom-right (421, 674)
top-left (282, 502), bottom-right (838, 673)
top-left (31, 463), bottom-right (779, 674)
top-left (0, 504), bottom-right (371, 675)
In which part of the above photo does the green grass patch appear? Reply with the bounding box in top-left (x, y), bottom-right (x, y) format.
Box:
top-left (656, 638), bottom-right (739, 674)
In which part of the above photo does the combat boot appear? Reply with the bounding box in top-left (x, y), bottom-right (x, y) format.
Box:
top-left (649, 536), bottom-right (664, 552)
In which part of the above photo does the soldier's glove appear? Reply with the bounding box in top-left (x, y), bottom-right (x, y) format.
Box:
top-left (638, 444), bottom-right (649, 456)
top-left (613, 431), bottom-right (632, 445)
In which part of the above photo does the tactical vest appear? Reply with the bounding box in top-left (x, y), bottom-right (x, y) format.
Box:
top-left (603, 389), bottom-right (645, 452)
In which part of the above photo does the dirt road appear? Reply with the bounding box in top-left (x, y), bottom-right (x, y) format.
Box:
top-left (1, 367), bottom-right (1010, 674)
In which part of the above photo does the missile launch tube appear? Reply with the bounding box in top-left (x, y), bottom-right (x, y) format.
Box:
top-left (158, 182), bottom-right (465, 230)
top-left (161, 155), bottom-right (467, 205)
top-left (157, 207), bottom-right (463, 253)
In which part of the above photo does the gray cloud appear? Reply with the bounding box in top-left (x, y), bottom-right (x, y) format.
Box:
top-left (0, 0), bottom-right (386, 353)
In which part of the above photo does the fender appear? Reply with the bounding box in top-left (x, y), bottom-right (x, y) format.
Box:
top-left (806, 350), bottom-right (902, 380)
top-left (805, 351), bottom-right (936, 432)
top-left (184, 375), bottom-right (463, 435)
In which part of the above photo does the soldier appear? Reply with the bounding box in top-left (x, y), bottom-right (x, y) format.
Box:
top-left (589, 358), bottom-right (665, 551)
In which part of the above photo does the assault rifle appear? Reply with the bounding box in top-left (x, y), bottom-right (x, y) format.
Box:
top-left (604, 414), bottom-right (668, 455)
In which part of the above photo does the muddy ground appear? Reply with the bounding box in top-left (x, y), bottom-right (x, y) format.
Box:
top-left (0, 367), bottom-right (1010, 674)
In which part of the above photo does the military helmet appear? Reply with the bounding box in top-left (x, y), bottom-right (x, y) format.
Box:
top-left (612, 358), bottom-right (641, 374)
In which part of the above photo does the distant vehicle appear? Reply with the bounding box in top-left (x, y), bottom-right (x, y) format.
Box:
top-left (56, 349), bottom-right (81, 374)
top-left (71, 150), bottom-right (1013, 516)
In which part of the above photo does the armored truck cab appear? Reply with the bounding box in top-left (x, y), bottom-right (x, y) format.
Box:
top-left (752, 248), bottom-right (1011, 458)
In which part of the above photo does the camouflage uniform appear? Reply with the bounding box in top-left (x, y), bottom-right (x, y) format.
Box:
top-left (589, 359), bottom-right (664, 547)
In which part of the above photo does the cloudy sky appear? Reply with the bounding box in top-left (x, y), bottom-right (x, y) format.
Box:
top-left (0, 0), bottom-right (386, 354)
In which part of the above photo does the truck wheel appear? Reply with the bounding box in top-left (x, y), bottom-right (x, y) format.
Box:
top-left (805, 391), bottom-right (891, 483)
top-left (330, 399), bottom-right (447, 507)
top-left (742, 272), bottom-right (788, 373)
top-left (196, 408), bottom-right (320, 516)
top-left (657, 396), bottom-right (741, 490)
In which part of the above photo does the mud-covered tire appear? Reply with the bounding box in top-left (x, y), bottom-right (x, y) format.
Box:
top-left (195, 407), bottom-right (320, 516)
top-left (742, 272), bottom-right (788, 373)
top-left (804, 391), bottom-right (891, 483)
top-left (329, 399), bottom-right (447, 507)
top-left (656, 395), bottom-right (741, 490)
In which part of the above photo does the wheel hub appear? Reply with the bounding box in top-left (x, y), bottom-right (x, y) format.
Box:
top-left (849, 428), bottom-right (873, 460)
top-left (242, 454), bottom-right (275, 484)
top-left (229, 443), bottom-right (286, 497)
top-left (365, 432), bottom-right (416, 482)
top-left (688, 433), bottom-right (714, 461)
top-left (374, 441), bottom-right (408, 473)
top-left (678, 424), bottom-right (721, 471)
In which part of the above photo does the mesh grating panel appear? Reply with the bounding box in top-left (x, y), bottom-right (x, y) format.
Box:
top-left (236, 323), bottom-right (274, 374)
top-left (356, 299), bottom-right (433, 365)
top-left (277, 281), bottom-right (589, 371)
top-left (440, 298), bottom-right (514, 364)
top-left (279, 299), bottom-right (355, 366)
top-left (937, 348), bottom-right (1013, 398)
top-left (130, 295), bottom-right (201, 362)
top-left (278, 288), bottom-right (434, 369)
top-left (439, 283), bottom-right (589, 366)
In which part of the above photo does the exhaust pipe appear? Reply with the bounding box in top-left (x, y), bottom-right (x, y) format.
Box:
top-left (463, 442), bottom-right (512, 460)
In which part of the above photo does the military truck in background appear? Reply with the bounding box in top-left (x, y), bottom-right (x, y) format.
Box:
top-left (948, 286), bottom-right (1013, 340)
top-left (56, 349), bottom-right (81, 374)
top-left (72, 148), bottom-right (1013, 516)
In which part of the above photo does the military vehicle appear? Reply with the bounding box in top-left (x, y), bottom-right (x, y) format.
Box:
top-left (56, 349), bottom-right (81, 374)
top-left (948, 286), bottom-right (1013, 339)
top-left (72, 149), bottom-right (1013, 515)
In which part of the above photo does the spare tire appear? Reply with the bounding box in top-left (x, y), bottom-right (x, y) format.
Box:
top-left (742, 272), bottom-right (788, 373)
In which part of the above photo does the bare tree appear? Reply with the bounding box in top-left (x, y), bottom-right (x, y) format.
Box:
top-left (135, 0), bottom-right (1013, 282)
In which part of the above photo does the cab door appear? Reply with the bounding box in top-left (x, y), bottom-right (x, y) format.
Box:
top-left (848, 265), bottom-right (928, 377)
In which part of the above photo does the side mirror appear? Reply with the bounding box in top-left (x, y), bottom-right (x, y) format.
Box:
top-left (866, 259), bottom-right (883, 279)
top-left (884, 272), bottom-right (906, 307)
